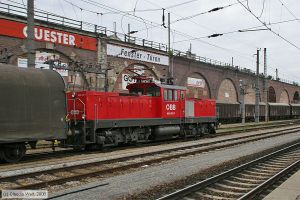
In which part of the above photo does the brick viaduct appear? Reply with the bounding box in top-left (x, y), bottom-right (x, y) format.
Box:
top-left (0, 7), bottom-right (299, 105)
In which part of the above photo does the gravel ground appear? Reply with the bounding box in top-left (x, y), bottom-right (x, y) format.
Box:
top-left (3, 125), bottom-right (298, 177)
top-left (48, 131), bottom-right (300, 200)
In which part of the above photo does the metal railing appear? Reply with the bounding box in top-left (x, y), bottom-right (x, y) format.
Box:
top-left (0, 1), bottom-right (299, 86)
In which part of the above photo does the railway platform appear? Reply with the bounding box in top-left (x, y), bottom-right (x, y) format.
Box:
top-left (263, 169), bottom-right (300, 200)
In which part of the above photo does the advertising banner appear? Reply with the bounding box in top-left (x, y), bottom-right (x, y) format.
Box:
top-left (17, 52), bottom-right (68, 76)
top-left (0, 19), bottom-right (97, 51)
top-left (122, 74), bottom-right (136, 90)
top-left (107, 44), bottom-right (169, 66)
top-left (187, 77), bottom-right (206, 88)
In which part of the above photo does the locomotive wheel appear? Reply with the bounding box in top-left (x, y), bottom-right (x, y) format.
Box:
top-left (2, 144), bottom-right (26, 163)
top-left (209, 125), bottom-right (216, 134)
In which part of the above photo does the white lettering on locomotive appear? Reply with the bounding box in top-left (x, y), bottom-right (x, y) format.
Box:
top-left (70, 110), bottom-right (80, 115)
top-left (166, 104), bottom-right (176, 111)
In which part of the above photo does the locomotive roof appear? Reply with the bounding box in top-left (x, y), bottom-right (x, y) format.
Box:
top-left (127, 82), bottom-right (187, 90)
top-left (156, 83), bottom-right (187, 90)
top-left (290, 103), bottom-right (300, 106)
top-left (268, 102), bottom-right (290, 106)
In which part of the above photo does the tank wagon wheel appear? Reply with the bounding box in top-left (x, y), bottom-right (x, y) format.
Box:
top-left (1, 144), bottom-right (26, 163)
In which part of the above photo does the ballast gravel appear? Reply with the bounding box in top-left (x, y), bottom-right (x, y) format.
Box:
top-left (49, 131), bottom-right (300, 200)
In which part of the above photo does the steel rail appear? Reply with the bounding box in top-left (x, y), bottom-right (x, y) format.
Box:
top-left (3, 120), bottom-right (299, 167)
top-left (1, 127), bottom-right (299, 191)
top-left (2, 126), bottom-right (299, 180)
top-left (157, 142), bottom-right (300, 200)
top-left (238, 160), bottom-right (300, 200)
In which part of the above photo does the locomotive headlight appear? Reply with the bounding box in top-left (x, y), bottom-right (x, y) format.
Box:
top-left (82, 114), bottom-right (86, 120)
top-left (71, 92), bottom-right (76, 98)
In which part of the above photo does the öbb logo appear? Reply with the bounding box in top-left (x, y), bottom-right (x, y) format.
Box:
top-left (166, 104), bottom-right (176, 111)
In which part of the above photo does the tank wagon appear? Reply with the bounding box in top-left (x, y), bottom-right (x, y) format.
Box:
top-left (0, 64), bottom-right (67, 162)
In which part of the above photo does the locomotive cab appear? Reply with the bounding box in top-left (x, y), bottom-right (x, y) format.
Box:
top-left (127, 81), bottom-right (186, 119)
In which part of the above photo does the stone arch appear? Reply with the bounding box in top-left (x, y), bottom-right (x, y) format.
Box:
top-left (217, 78), bottom-right (238, 103)
top-left (293, 91), bottom-right (299, 103)
top-left (113, 63), bottom-right (159, 92)
top-left (279, 89), bottom-right (290, 104)
top-left (13, 48), bottom-right (78, 88)
top-left (185, 72), bottom-right (211, 99)
top-left (268, 86), bottom-right (276, 103)
top-left (15, 48), bottom-right (74, 63)
top-left (245, 88), bottom-right (256, 104)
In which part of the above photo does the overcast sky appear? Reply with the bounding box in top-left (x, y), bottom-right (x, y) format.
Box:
top-left (4, 0), bottom-right (300, 83)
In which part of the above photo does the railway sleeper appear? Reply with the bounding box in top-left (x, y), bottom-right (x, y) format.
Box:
top-left (258, 163), bottom-right (286, 169)
top-left (223, 179), bottom-right (258, 187)
top-left (246, 167), bottom-right (278, 174)
top-left (236, 172), bottom-right (269, 180)
top-left (194, 192), bottom-right (235, 200)
top-left (230, 175), bottom-right (263, 183)
top-left (214, 182), bottom-right (251, 192)
top-left (271, 157), bottom-right (296, 162)
top-left (243, 169), bottom-right (273, 176)
top-left (204, 187), bottom-right (244, 197)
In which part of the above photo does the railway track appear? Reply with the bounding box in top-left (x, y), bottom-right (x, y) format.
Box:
top-left (2, 119), bottom-right (299, 167)
top-left (0, 126), bottom-right (300, 192)
top-left (157, 142), bottom-right (300, 200)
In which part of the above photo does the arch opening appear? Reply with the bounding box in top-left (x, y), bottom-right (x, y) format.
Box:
top-left (268, 86), bottom-right (276, 103)
top-left (279, 90), bottom-right (289, 104)
top-left (185, 73), bottom-right (211, 99)
top-left (293, 91), bottom-right (299, 103)
top-left (114, 63), bottom-right (158, 92)
top-left (217, 78), bottom-right (238, 103)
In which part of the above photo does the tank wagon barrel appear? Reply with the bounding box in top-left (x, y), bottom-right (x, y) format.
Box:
top-left (0, 64), bottom-right (67, 162)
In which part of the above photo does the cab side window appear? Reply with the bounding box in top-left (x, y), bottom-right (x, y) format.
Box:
top-left (147, 86), bottom-right (161, 97)
top-left (164, 89), bottom-right (181, 101)
top-left (180, 91), bottom-right (185, 99)
top-left (174, 90), bottom-right (178, 101)
top-left (167, 89), bottom-right (173, 101)
top-left (164, 90), bottom-right (168, 100)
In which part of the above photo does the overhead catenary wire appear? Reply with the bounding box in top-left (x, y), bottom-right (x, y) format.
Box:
top-left (277, 0), bottom-right (300, 24)
top-left (172, 1), bottom-right (243, 23)
top-left (135, 0), bottom-right (261, 51)
top-left (130, 0), bottom-right (201, 13)
top-left (84, 0), bottom-right (260, 63)
top-left (237, 0), bottom-right (300, 51)
top-left (172, 16), bottom-right (300, 44)
top-left (60, 0), bottom-right (254, 60)
top-left (135, 0), bottom-right (245, 33)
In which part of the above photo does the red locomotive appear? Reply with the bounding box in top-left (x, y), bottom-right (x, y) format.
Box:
top-left (66, 78), bottom-right (217, 149)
